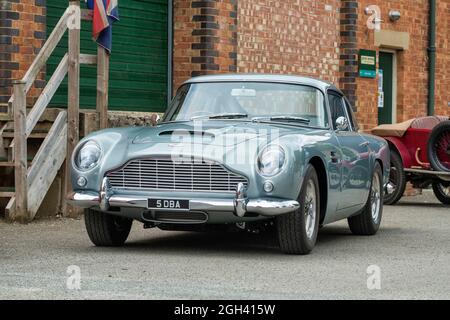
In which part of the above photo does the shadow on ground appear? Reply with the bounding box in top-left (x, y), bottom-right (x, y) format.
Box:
top-left (82, 223), bottom-right (402, 257)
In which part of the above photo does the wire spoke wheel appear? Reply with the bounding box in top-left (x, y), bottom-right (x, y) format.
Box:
top-left (432, 181), bottom-right (450, 205)
top-left (348, 162), bottom-right (383, 235)
top-left (383, 150), bottom-right (406, 205)
top-left (434, 131), bottom-right (450, 171)
top-left (428, 121), bottom-right (450, 172)
top-left (304, 180), bottom-right (317, 240)
top-left (371, 172), bottom-right (381, 223)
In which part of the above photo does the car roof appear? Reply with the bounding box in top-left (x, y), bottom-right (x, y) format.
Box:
top-left (183, 74), bottom-right (342, 93)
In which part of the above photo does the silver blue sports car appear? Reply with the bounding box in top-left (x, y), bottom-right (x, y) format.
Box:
top-left (68, 74), bottom-right (389, 254)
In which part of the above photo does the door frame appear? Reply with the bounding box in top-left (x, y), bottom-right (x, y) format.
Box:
top-left (379, 49), bottom-right (398, 123)
top-left (168, 0), bottom-right (173, 104)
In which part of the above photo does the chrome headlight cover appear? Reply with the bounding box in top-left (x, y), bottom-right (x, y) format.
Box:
top-left (257, 145), bottom-right (286, 177)
top-left (74, 140), bottom-right (102, 171)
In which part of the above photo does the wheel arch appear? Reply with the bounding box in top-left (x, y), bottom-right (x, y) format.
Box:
top-left (384, 137), bottom-right (412, 168)
top-left (308, 156), bottom-right (328, 224)
top-left (375, 158), bottom-right (384, 173)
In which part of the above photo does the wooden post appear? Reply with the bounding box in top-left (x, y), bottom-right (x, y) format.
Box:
top-left (64, 1), bottom-right (80, 217)
top-left (96, 47), bottom-right (109, 129)
top-left (12, 80), bottom-right (28, 222)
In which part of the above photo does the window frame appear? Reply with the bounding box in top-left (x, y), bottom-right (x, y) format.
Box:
top-left (326, 89), bottom-right (354, 132)
top-left (165, 82), bottom-right (332, 130)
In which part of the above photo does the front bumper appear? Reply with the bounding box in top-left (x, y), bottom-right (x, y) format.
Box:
top-left (67, 179), bottom-right (299, 218)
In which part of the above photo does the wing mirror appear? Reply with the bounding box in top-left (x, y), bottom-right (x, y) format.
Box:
top-left (335, 116), bottom-right (349, 131)
top-left (149, 114), bottom-right (161, 126)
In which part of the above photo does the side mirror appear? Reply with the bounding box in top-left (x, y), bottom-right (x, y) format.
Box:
top-left (149, 113), bottom-right (161, 126)
top-left (335, 116), bottom-right (349, 131)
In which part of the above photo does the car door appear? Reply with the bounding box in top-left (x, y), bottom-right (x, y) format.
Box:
top-left (327, 91), bottom-right (371, 211)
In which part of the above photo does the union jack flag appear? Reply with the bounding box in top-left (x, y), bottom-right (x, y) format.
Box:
top-left (88, 0), bottom-right (119, 53)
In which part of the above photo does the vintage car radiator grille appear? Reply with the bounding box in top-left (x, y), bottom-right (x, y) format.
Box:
top-left (107, 158), bottom-right (248, 192)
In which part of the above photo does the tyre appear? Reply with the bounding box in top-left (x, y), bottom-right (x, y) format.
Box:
top-left (348, 162), bottom-right (383, 235)
top-left (432, 182), bottom-right (450, 205)
top-left (277, 164), bottom-right (320, 255)
top-left (384, 150), bottom-right (406, 205)
top-left (84, 209), bottom-right (133, 246)
top-left (428, 120), bottom-right (450, 172)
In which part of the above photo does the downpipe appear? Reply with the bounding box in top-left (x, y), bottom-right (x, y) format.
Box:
top-left (427, 0), bottom-right (436, 116)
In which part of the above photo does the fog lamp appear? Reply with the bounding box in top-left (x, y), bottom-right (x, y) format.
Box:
top-left (77, 176), bottom-right (87, 187)
top-left (263, 181), bottom-right (274, 193)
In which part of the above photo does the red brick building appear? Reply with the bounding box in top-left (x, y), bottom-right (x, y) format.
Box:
top-left (1, 0), bottom-right (449, 129)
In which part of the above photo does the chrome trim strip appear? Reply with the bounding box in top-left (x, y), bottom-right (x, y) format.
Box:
top-left (67, 192), bottom-right (299, 217)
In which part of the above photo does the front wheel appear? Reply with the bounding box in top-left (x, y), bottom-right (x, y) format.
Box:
top-left (432, 182), bottom-right (450, 205)
top-left (384, 150), bottom-right (406, 205)
top-left (84, 209), bottom-right (133, 246)
top-left (277, 164), bottom-right (320, 255)
top-left (348, 162), bottom-right (383, 235)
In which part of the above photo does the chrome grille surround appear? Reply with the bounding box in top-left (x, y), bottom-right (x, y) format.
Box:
top-left (106, 158), bottom-right (249, 193)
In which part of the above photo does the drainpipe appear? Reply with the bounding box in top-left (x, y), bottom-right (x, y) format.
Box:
top-left (427, 0), bottom-right (436, 116)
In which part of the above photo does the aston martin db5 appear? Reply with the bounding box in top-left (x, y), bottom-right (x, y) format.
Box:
top-left (68, 74), bottom-right (389, 254)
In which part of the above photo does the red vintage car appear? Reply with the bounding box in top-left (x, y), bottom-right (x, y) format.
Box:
top-left (371, 116), bottom-right (450, 205)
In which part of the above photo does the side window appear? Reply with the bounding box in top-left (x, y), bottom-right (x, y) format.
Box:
top-left (327, 93), bottom-right (349, 131)
top-left (344, 99), bottom-right (359, 131)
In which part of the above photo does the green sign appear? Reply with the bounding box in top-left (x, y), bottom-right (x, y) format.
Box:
top-left (359, 49), bottom-right (377, 78)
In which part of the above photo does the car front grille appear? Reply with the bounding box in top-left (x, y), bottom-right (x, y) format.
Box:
top-left (106, 158), bottom-right (248, 193)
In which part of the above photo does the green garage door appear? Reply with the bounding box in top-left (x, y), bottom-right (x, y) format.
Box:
top-left (46, 0), bottom-right (168, 112)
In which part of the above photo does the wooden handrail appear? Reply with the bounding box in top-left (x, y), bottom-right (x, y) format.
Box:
top-left (8, 6), bottom-right (74, 108)
top-left (27, 111), bottom-right (68, 218)
top-left (25, 54), bottom-right (68, 138)
top-left (80, 53), bottom-right (97, 65)
top-left (28, 111), bottom-right (67, 186)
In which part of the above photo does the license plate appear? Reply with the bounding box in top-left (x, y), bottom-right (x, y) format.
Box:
top-left (148, 198), bottom-right (190, 211)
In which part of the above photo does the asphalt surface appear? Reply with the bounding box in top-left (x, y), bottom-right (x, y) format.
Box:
top-left (0, 190), bottom-right (449, 300)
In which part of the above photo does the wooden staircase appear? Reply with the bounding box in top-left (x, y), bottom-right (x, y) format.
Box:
top-left (0, 1), bottom-right (108, 222)
top-left (0, 111), bottom-right (65, 218)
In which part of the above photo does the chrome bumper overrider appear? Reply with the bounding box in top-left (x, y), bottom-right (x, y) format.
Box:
top-left (67, 179), bottom-right (299, 217)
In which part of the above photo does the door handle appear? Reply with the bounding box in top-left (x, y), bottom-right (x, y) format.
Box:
top-left (330, 151), bottom-right (339, 163)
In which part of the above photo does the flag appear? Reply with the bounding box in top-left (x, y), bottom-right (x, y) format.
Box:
top-left (91, 0), bottom-right (119, 53)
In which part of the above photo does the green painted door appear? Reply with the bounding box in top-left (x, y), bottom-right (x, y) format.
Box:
top-left (46, 0), bottom-right (168, 112)
top-left (378, 52), bottom-right (393, 124)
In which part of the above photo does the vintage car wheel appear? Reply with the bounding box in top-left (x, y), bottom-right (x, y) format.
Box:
top-left (276, 164), bottom-right (320, 255)
top-left (84, 209), bottom-right (133, 246)
top-left (432, 182), bottom-right (450, 205)
top-left (428, 120), bottom-right (450, 172)
top-left (384, 150), bottom-right (406, 205)
top-left (348, 162), bottom-right (383, 235)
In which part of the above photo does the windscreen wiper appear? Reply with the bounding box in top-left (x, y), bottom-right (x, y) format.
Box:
top-left (251, 116), bottom-right (311, 124)
top-left (191, 113), bottom-right (248, 120)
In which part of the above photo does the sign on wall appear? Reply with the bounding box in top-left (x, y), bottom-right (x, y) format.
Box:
top-left (378, 69), bottom-right (384, 108)
top-left (359, 49), bottom-right (377, 78)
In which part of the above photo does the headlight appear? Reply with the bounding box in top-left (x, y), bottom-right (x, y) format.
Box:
top-left (75, 141), bottom-right (102, 171)
top-left (257, 145), bottom-right (286, 177)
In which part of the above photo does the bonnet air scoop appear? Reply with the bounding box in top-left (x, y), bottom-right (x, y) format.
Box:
top-left (158, 130), bottom-right (215, 139)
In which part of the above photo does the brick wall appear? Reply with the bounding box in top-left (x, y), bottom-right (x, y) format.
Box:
top-left (354, 0), bottom-right (430, 130)
top-left (173, 0), bottom-right (237, 93)
top-left (0, 0), bottom-right (46, 110)
top-left (353, 0), bottom-right (450, 130)
top-left (2, 0), bottom-right (448, 125)
top-left (236, 0), bottom-right (340, 84)
top-left (435, 0), bottom-right (450, 117)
